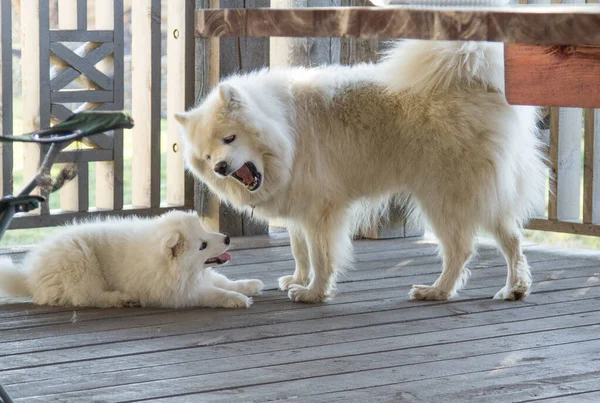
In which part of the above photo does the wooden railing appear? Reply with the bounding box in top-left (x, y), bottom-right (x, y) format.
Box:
top-left (0, 0), bottom-right (195, 230)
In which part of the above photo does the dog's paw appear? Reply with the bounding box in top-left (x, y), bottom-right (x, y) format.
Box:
top-left (409, 285), bottom-right (451, 301)
top-left (287, 285), bottom-right (329, 304)
top-left (494, 280), bottom-right (531, 301)
top-left (239, 279), bottom-right (265, 296)
top-left (222, 294), bottom-right (253, 308)
top-left (278, 275), bottom-right (309, 291)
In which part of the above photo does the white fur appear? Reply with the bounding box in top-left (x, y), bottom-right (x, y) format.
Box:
top-left (0, 211), bottom-right (264, 308)
top-left (176, 40), bottom-right (546, 303)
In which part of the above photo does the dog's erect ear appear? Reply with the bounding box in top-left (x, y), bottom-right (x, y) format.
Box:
top-left (174, 111), bottom-right (190, 127)
top-left (218, 83), bottom-right (242, 109)
top-left (163, 231), bottom-right (184, 260)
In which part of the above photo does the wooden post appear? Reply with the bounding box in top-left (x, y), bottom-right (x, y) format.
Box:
top-left (131, 0), bottom-right (161, 208)
top-left (0, 0), bottom-right (13, 198)
top-left (194, 0), bottom-right (270, 236)
top-left (556, 107), bottom-right (583, 221)
top-left (167, 0), bottom-right (195, 207)
top-left (584, 108), bottom-right (600, 224)
top-left (20, 0), bottom-right (43, 209)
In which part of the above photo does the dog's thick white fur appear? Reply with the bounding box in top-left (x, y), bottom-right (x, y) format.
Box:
top-left (0, 211), bottom-right (264, 308)
top-left (175, 40), bottom-right (546, 304)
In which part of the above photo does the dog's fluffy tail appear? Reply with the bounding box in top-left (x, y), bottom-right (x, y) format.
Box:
top-left (0, 257), bottom-right (30, 297)
top-left (349, 194), bottom-right (420, 238)
top-left (378, 40), bottom-right (505, 95)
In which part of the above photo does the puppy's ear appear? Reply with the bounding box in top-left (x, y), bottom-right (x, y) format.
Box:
top-left (163, 231), bottom-right (185, 260)
top-left (218, 83), bottom-right (242, 110)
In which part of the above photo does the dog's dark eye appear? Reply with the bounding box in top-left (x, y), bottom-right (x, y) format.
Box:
top-left (223, 135), bottom-right (236, 144)
top-left (199, 241), bottom-right (207, 250)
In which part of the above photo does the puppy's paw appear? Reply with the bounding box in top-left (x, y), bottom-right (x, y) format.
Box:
top-left (239, 279), bottom-right (265, 296)
top-left (287, 285), bottom-right (329, 304)
top-left (278, 275), bottom-right (309, 291)
top-left (494, 280), bottom-right (531, 301)
top-left (222, 293), bottom-right (253, 308)
top-left (409, 285), bottom-right (451, 301)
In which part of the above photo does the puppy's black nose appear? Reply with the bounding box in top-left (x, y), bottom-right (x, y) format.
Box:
top-left (214, 161), bottom-right (228, 176)
top-left (224, 235), bottom-right (231, 245)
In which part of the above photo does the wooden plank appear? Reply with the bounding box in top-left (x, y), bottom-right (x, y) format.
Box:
top-left (20, 0), bottom-right (43, 208)
top-left (584, 109), bottom-right (600, 224)
top-left (8, 307), bottom-right (600, 399)
top-left (556, 107), bottom-right (583, 221)
top-left (0, 0), bottom-right (13, 197)
top-left (1, 262), bottom-right (598, 360)
top-left (13, 324), bottom-right (600, 401)
top-left (526, 218), bottom-right (600, 236)
top-left (505, 44), bottom-right (600, 108)
top-left (57, 0), bottom-right (86, 213)
top-left (95, 0), bottom-right (124, 211)
top-left (8, 205), bottom-right (191, 230)
top-left (131, 0), bottom-right (161, 208)
top-left (48, 30), bottom-right (113, 42)
top-left (195, 6), bottom-right (600, 46)
top-left (547, 107), bottom-right (559, 220)
top-left (166, 0), bottom-right (194, 206)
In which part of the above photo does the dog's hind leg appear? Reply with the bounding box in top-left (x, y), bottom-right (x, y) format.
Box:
top-left (287, 209), bottom-right (351, 303)
top-left (279, 225), bottom-right (311, 291)
top-left (491, 220), bottom-right (532, 300)
top-left (410, 217), bottom-right (475, 301)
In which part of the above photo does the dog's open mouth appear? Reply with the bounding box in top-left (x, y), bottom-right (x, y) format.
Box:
top-left (231, 162), bottom-right (262, 192)
top-left (204, 252), bottom-right (231, 266)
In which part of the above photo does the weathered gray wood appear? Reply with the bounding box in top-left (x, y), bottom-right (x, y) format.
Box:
top-left (584, 108), bottom-right (600, 225)
top-left (556, 107), bottom-right (583, 221)
top-left (48, 30), bottom-right (113, 42)
top-left (0, 0), bottom-right (13, 197)
top-left (50, 89), bottom-right (113, 103)
top-left (2, 237), bottom-right (600, 401)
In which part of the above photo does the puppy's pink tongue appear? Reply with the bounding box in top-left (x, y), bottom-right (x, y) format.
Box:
top-left (234, 165), bottom-right (254, 185)
top-left (218, 252), bottom-right (231, 262)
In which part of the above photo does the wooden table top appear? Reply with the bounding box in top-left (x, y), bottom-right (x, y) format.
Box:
top-left (195, 4), bottom-right (600, 45)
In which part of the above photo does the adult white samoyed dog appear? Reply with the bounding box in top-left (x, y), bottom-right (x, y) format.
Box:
top-left (175, 40), bottom-right (546, 304)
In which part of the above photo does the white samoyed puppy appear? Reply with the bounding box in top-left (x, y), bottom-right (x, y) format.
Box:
top-left (0, 210), bottom-right (264, 308)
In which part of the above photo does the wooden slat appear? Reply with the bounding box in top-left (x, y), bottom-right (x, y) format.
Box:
top-left (94, 0), bottom-right (124, 211)
top-left (57, 0), bottom-right (87, 213)
top-left (166, 0), bottom-right (194, 206)
top-left (584, 109), bottom-right (600, 224)
top-left (0, 0), bottom-right (13, 197)
top-left (527, 218), bottom-right (600, 236)
top-left (556, 107), bottom-right (583, 221)
top-left (20, 0), bottom-right (43, 209)
top-left (504, 44), bottom-right (600, 108)
top-left (49, 30), bottom-right (113, 42)
top-left (547, 107), bottom-right (559, 220)
top-left (195, 5), bottom-right (600, 46)
top-left (131, 0), bottom-right (161, 208)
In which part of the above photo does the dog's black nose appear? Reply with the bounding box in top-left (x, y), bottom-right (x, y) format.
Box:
top-left (224, 235), bottom-right (231, 245)
top-left (214, 161), bottom-right (228, 176)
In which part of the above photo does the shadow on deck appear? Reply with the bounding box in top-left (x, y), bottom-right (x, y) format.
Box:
top-left (1, 234), bottom-right (600, 402)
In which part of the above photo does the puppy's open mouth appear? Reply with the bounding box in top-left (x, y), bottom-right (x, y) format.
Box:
top-left (231, 162), bottom-right (262, 192)
top-left (204, 252), bottom-right (231, 266)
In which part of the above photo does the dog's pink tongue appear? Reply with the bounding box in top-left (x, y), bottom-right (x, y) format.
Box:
top-left (234, 165), bottom-right (254, 185)
top-left (218, 252), bottom-right (231, 262)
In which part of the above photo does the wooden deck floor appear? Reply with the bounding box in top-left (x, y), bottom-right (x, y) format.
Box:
top-left (1, 234), bottom-right (600, 402)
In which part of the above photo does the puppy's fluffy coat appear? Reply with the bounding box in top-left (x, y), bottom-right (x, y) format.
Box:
top-left (176, 40), bottom-right (546, 304)
top-left (0, 211), bottom-right (264, 308)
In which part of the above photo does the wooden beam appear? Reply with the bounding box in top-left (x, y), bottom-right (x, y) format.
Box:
top-left (195, 6), bottom-right (600, 46)
top-left (505, 44), bottom-right (600, 108)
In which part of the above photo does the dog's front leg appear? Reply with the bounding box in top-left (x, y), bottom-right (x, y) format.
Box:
top-left (279, 225), bottom-right (311, 291)
top-left (287, 212), bottom-right (350, 303)
top-left (196, 286), bottom-right (253, 308)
